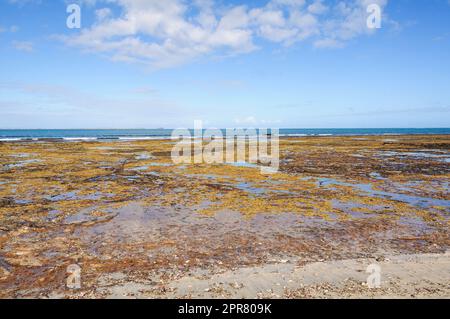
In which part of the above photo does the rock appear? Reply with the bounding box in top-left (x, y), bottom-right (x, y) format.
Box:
top-left (5, 247), bottom-right (44, 267)
top-left (0, 266), bottom-right (11, 279)
top-left (6, 255), bottom-right (43, 267)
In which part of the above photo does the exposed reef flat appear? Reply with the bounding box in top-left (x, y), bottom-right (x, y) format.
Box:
top-left (0, 135), bottom-right (449, 298)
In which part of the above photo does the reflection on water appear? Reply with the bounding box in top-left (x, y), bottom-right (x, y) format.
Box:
top-left (317, 177), bottom-right (450, 209)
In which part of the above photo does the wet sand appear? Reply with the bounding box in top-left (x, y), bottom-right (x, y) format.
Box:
top-left (0, 135), bottom-right (449, 298)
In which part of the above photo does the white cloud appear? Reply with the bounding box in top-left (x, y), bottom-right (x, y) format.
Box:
top-left (12, 41), bottom-right (34, 52)
top-left (307, 0), bottom-right (328, 15)
top-left (314, 38), bottom-right (343, 48)
top-left (270, 0), bottom-right (306, 7)
top-left (95, 8), bottom-right (112, 21)
top-left (233, 116), bottom-right (281, 125)
top-left (8, 0), bottom-right (41, 5)
top-left (68, 0), bottom-right (99, 7)
top-left (234, 116), bottom-right (258, 125)
top-left (0, 82), bottom-right (186, 128)
top-left (133, 86), bottom-right (159, 94)
top-left (0, 25), bottom-right (20, 33)
top-left (61, 0), bottom-right (390, 68)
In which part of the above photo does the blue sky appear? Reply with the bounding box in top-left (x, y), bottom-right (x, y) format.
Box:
top-left (0, 0), bottom-right (449, 129)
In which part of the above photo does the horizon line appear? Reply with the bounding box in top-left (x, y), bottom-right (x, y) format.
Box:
top-left (0, 127), bottom-right (449, 130)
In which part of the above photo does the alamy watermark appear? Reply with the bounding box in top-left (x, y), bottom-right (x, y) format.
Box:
top-left (367, 4), bottom-right (382, 29)
top-left (66, 3), bottom-right (382, 30)
top-left (66, 264), bottom-right (81, 289)
top-left (171, 121), bottom-right (279, 174)
top-left (66, 4), bottom-right (81, 29)
top-left (366, 264), bottom-right (381, 289)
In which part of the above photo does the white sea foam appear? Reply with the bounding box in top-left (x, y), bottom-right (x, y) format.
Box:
top-left (0, 138), bottom-right (23, 141)
top-left (118, 136), bottom-right (171, 140)
top-left (63, 137), bottom-right (98, 141)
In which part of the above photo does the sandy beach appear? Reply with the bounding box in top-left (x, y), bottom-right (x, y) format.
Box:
top-left (0, 135), bottom-right (449, 298)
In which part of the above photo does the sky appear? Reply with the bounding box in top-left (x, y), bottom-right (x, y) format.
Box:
top-left (0, 0), bottom-right (449, 129)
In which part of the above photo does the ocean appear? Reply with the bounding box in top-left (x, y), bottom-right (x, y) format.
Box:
top-left (0, 128), bottom-right (449, 141)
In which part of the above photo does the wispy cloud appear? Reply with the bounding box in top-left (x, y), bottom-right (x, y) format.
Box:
top-left (59, 0), bottom-right (389, 69)
top-left (7, 0), bottom-right (42, 6)
top-left (308, 106), bottom-right (450, 119)
top-left (0, 82), bottom-right (178, 113)
top-left (12, 40), bottom-right (34, 52)
top-left (132, 86), bottom-right (159, 95)
top-left (0, 82), bottom-right (194, 128)
top-left (433, 31), bottom-right (450, 41)
top-left (0, 25), bottom-right (20, 33)
top-left (234, 116), bottom-right (281, 125)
